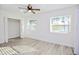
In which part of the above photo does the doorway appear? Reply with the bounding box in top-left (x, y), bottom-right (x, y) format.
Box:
top-left (8, 18), bottom-right (20, 39)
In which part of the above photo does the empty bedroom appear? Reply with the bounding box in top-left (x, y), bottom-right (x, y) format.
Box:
top-left (0, 4), bottom-right (79, 55)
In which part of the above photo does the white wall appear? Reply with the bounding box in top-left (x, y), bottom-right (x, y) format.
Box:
top-left (74, 5), bottom-right (79, 54)
top-left (8, 18), bottom-right (20, 39)
top-left (24, 6), bottom-right (76, 47)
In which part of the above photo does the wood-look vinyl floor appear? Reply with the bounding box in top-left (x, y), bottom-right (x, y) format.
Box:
top-left (0, 38), bottom-right (74, 55)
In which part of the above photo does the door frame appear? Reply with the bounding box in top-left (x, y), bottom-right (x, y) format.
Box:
top-left (4, 16), bottom-right (23, 43)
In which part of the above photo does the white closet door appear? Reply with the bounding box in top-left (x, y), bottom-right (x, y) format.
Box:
top-left (8, 18), bottom-right (20, 39)
top-left (0, 15), bottom-right (5, 43)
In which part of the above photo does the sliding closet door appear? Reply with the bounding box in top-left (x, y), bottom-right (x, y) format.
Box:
top-left (0, 15), bottom-right (5, 43)
top-left (8, 18), bottom-right (20, 39)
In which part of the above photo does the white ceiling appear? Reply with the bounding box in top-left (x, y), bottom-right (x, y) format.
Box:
top-left (0, 4), bottom-right (76, 14)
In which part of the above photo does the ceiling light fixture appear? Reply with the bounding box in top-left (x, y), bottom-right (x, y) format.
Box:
top-left (28, 10), bottom-right (31, 12)
top-left (18, 4), bottom-right (40, 14)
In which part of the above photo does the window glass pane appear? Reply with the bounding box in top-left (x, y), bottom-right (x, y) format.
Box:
top-left (52, 25), bottom-right (65, 32)
top-left (64, 25), bottom-right (69, 32)
top-left (26, 20), bottom-right (37, 31)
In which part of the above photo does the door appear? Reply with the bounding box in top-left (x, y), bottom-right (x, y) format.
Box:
top-left (8, 18), bottom-right (20, 39)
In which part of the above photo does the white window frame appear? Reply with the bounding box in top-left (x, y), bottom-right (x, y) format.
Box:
top-left (50, 16), bottom-right (71, 33)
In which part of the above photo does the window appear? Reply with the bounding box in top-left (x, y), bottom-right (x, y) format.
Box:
top-left (50, 16), bottom-right (70, 33)
top-left (26, 20), bottom-right (37, 30)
